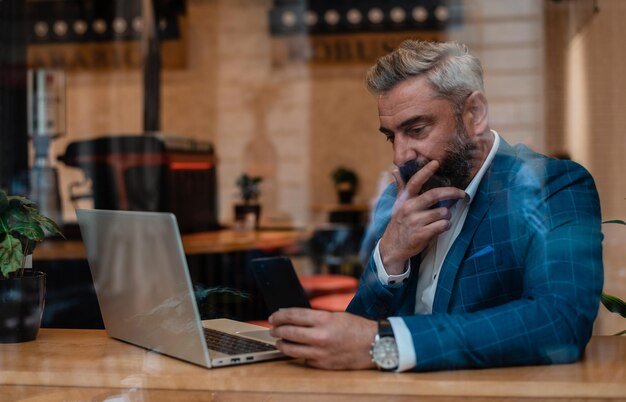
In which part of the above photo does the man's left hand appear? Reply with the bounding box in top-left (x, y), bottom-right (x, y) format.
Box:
top-left (268, 308), bottom-right (377, 370)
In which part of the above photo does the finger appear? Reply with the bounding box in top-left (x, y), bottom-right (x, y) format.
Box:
top-left (391, 169), bottom-right (410, 215)
top-left (270, 322), bottom-right (330, 346)
top-left (417, 187), bottom-right (467, 209)
top-left (419, 219), bottom-right (452, 240)
top-left (406, 206), bottom-right (452, 227)
top-left (269, 308), bottom-right (326, 327)
top-left (275, 339), bottom-right (321, 360)
top-left (391, 168), bottom-right (405, 193)
top-left (397, 187), bottom-right (465, 216)
top-left (404, 160), bottom-right (439, 196)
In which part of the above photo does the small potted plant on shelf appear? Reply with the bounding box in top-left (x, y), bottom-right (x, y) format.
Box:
top-left (0, 190), bottom-right (63, 343)
top-left (234, 173), bottom-right (263, 229)
top-left (331, 166), bottom-right (359, 204)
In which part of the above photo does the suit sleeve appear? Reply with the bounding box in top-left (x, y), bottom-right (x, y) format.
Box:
top-left (347, 184), bottom-right (416, 319)
top-left (400, 160), bottom-right (604, 371)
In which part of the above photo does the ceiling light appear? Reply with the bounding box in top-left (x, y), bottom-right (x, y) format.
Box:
top-left (390, 7), bottom-right (406, 23)
top-left (281, 10), bottom-right (298, 28)
top-left (434, 6), bottom-right (450, 21)
top-left (113, 17), bottom-right (127, 34)
top-left (53, 20), bottom-right (68, 36)
top-left (34, 21), bottom-right (49, 37)
top-left (412, 6), bottom-right (428, 23)
top-left (304, 10), bottom-right (318, 26)
top-left (368, 8), bottom-right (384, 24)
top-left (325, 9), bottom-right (340, 26)
top-left (93, 19), bottom-right (107, 34)
top-left (346, 8), bottom-right (362, 25)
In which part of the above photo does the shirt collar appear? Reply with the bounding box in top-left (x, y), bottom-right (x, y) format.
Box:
top-left (464, 130), bottom-right (500, 203)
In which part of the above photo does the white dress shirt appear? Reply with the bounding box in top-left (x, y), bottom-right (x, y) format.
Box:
top-left (373, 130), bottom-right (501, 371)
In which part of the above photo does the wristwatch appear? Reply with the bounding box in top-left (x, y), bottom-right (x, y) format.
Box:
top-left (370, 319), bottom-right (399, 371)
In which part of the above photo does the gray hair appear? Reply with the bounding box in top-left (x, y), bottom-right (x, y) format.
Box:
top-left (366, 40), bottom-right (484, 115)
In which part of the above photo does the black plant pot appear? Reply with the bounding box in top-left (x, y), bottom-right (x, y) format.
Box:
top-left (0, 270), bottom-right (46, 343)
top-left (338, 190), bottom-right (355, 205)
top-left (234, 203), bottom-right (262, 229)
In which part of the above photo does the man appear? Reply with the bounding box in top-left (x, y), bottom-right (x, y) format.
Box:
top-left (269, 40), bottom-right (603, 372)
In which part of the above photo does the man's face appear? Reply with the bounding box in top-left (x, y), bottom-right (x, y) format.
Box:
top-left (377, 76), bottom-right (477, 192)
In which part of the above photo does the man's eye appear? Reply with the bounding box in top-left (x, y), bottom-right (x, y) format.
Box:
top-left (385, 134), bottom-right (395, 143)
top-left (409, 127), bottom-right (424, 136)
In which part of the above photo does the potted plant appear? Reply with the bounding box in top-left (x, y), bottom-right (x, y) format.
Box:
top-left (331, 166), bottom-right (359, 204)
top-left (234, 174), bottom-right (263, 229)
top-left (0, 190), bottom-right (63, 343)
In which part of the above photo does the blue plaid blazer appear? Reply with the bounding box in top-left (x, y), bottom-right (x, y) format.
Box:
top-left (347, 139), bottom-right (603, 371)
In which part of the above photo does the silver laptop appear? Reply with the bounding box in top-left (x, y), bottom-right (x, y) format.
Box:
top-left (76, 208), bottom-right (285, 368)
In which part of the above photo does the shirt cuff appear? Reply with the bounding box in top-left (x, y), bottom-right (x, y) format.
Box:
top-left (373, 240), bottom-right (411, 286)
top-left (388, 317), bottom-right (416, 372)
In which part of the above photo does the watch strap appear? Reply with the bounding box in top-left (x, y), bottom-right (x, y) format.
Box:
top-left (378, 318), bottom-right (394, 338)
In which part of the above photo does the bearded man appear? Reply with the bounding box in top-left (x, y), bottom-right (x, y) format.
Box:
top-left (269, 40), bottom-right (603, 372)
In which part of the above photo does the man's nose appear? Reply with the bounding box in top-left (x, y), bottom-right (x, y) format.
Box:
top-left (392, 135), bottom-right (417, 167)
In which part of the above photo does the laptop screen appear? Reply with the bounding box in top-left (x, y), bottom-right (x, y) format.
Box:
top-left (77, 209), bottom-right (211, 367)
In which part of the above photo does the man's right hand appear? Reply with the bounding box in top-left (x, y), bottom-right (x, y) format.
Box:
top-left (379, 160), bottom-right (467, 275)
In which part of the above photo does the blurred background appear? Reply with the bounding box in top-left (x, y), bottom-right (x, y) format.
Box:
top-left (0, 0), bottom-right (624, 335)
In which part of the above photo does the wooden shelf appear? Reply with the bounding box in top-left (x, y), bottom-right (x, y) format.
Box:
top-left (33, 229), bottom-right (308, 261)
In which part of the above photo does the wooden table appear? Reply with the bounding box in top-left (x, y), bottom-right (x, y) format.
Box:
top-left (1, 329), bottom-right (625, 401)
top-left (33, 229), bottom-right (308, 261)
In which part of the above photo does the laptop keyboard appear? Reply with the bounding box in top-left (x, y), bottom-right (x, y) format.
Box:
top-left (203, 327), bottom-right (277, 356)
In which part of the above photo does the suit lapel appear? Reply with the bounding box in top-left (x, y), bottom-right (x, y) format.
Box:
top-left (432, 185), bottom-right (493, 312)
top-left (431, 140), bottom-right (516, 313)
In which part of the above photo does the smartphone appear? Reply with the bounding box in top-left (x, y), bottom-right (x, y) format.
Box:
top-left (398, 159), bottom-right (419, 185)
top-left (250, 256), bottom-right (311, 313)
top-left (397, 159), bottom-right (458, 209)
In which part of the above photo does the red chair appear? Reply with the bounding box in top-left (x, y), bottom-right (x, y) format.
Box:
top-left (310, 292), bottom-right (355, 312)
top-left (298, 274), bottom-right (358, 299)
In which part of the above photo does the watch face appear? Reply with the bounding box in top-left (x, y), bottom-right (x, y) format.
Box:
top-left (372, 336), bottom-right (399, 370)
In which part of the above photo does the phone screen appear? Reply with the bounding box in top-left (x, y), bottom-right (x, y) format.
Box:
top-left (250, 257), bottom-right (311, 313)
top-left (398, 159), bottom-right (419, 185)
top-left (397, 160), bottom-right (459, 209)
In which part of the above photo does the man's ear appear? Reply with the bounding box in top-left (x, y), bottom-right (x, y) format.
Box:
top-left (462, 91), bottom-right (489, 136)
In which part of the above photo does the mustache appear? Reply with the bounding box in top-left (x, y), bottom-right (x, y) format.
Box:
top-left (397, 158), bottom-right (441, 185)
top-left (396, 139), bottom-right (477, 192)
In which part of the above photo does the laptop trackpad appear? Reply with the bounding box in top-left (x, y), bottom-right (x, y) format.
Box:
top-left (239, 330), bottom-right (278, 344)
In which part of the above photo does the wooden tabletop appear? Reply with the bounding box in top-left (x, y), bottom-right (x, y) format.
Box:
top-left (1, 329), bottom-right (625, 401)
top-left (33, 229), bottom-right (308, 261)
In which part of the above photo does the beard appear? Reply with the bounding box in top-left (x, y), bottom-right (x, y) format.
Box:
top-left (416, 125), bottom-right (478, 194)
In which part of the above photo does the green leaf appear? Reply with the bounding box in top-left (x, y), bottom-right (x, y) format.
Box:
top-left (0, 193), bottom-right (62, 269)
top-left (6, 206), bottom-right (30, 226)
top-left (0, 215), bottom-right (8, 235)
top-left (601, 292), bottom-right (626, 318)
top-left (33, 214), bottom-right (64, 238)
top-left (7, 195), bottom-right (37, 209)
top-left (0, 190), bottom-right (8, 214)
top-left (603, 219), bottom-right (626, 225)
top-left (11, 222), bottom-right (45, 241)
top-left (0, 235), bottom-right (24, 278)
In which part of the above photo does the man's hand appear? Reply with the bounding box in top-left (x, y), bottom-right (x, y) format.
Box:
top-left (268, 308), bottom-right (377, 370)
top-left (380, 160), bottom-right (467, 275)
